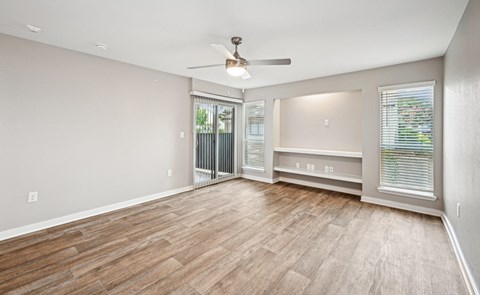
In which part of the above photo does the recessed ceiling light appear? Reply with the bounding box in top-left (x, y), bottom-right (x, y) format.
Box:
top-left (26, 24), bottom-right (42, 33)
top-left (96, 43), bottom-right (108, 50)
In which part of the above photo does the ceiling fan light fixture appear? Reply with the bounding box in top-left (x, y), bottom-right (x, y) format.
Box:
top-left (226, 65), bottom-right (246, 77)
top-left (226, 58), bottom-right (247, 77)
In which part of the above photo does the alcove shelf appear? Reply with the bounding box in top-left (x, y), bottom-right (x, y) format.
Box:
top-left (274, 147), bottom-right (362, 158)
top-left (272, 91), bottom-right (363, 195)
top-left (273, 166), bottom-right (363, 184)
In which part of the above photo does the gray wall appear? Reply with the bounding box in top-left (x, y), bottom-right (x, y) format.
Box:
top-left (278, 91), bottom-right (362, 151)
top-left (444, 0), bottom-right (480, 288)
top-left (244, 58), bottom-right (444, 211)
top-left (0, 33), bottom-right (193, 231)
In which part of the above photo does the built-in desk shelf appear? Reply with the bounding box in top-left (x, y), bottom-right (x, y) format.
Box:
top-left (273, 166), bottom-right (363, 184)
top-left (274, 147), bottom-right (362, 158)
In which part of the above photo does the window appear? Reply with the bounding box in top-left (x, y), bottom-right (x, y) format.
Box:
top-left (243, 101), bottom-right (265, 171)
top-left (379, 81), bottom-right (435, 199)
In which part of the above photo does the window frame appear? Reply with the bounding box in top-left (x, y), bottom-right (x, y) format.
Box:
top-left (377, 81), bottom-right (437, 201)
top-left (242, 100), bottom-right (266, 172)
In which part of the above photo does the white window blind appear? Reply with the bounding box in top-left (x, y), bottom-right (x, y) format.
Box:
top-left (380, 81), bottom-right (435, 193)
top-left (243, 101), bottom-right (265, 170)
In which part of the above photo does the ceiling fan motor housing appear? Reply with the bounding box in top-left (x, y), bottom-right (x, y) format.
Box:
top-left (226, 58), bottom-right (247, 70)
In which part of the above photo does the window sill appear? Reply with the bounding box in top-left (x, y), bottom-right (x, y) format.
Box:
top-left (377, 186), bottom-right (437, 201)
top-left (242, 166), bottom-right (265, 173)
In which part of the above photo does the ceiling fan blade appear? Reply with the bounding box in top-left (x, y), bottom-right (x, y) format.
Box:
top-left (247, 58), bottom-right (291, 66)
top-left (210, 43), bottom-right (236, 60)
top-left (241, 71), bottom-right (251, 80)
top-left (187, 64), bottom-right (224, 70)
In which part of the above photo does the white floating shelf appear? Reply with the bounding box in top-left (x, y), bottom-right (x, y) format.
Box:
top-left (274, 166), bottom-right (363, 184)
top-left (274, 147), bottom-right (362, 158)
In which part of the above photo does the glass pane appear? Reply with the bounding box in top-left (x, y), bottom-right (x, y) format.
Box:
top-left (217, 105), bottom-right (235, 177)
top-left (380, 85), bottom-right (434, 192)
top-left (244, 101), bottom-right (265, 169)
top-left (195, 103), bottom-right (216, 184)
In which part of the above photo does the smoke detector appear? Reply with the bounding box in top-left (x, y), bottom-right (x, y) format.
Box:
top-left (27, 24), bottom-right (42, 33)
top-left (96, 43), bottom-right (108, 50)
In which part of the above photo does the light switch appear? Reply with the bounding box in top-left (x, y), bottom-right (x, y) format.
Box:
top-left (180, 132), bottom-right (185, 138)
top-left (324, 119), bottom-right (330, 127)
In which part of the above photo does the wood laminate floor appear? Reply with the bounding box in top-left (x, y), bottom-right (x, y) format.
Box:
top-left (0, 179), bottom-right (468, 295)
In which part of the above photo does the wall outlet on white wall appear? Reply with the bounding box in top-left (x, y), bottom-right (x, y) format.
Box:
top-left (180, 131), bottom-right (185, 138)
top-left (295, 163), bottom-right (300, 168)
top-left (324, 119), bottom-right (330, 127)
top-left (323, 166), bottom-right (334, 173)
top-left (306, 164), bottom-right (311, 171)
top-left (310, 164), bottom-right (315, 171)
top-left (457, 203), bottom-right (461, 217)
top-left (167, 169), bottom-right (172, 177)
top-left (28, 192), bottom-right (38, 203)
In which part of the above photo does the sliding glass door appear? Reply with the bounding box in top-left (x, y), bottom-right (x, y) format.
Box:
top-left (194, 97), bottom-right (237, 187)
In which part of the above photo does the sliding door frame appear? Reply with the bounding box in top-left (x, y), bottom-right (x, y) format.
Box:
top-left (191, 91), bottom-right (242, 188)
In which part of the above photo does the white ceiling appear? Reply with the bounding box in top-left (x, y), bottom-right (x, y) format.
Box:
top-left (0, 0), bottom-right (469, 89)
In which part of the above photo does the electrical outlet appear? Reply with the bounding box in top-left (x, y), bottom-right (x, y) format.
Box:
top-left (167, 169), bottom-right (172, 177)
top-left (180, 132), bottom-right (185, 138)
top-left (306, 164), bottom-right (311, 171)
top-left (311, 164), bottom-right (315, 171)
top-left (295, 162), bottom-right (300, 169)
top-left (457, 203), bottom-right (460, 218)
top-left (324, 119), bottom-right (330, 127)
top-left (324, 166), bottom-right (329, 173)
top-left (329, 166), bottom-right (334, 173)
top-left (28, 192), bottom-right (38, 203)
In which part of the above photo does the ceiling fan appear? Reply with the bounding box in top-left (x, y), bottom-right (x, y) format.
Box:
top-left (187, 36), bottom-right (291, 80)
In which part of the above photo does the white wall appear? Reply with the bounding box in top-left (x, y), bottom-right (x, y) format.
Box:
top-left (0, 33), bottom-right (193, 231)
top-left (244, 58), bottom-right (444, 211)
top-left (444, 0), bottom-right (480, 289)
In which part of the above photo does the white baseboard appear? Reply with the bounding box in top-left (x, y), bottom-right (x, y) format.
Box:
top-left (241, 174), bottom-right (278, 184)
top-left (279, 177), bottom-right (362, 196)
top-left (441, 214), bottom-right (479, 295)
top-left (360, 195), bottom-right (442, 217)
top-left (0, 186), bottom-right (193, 241)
